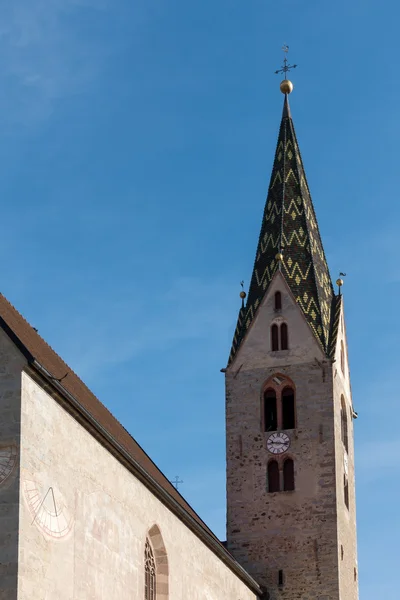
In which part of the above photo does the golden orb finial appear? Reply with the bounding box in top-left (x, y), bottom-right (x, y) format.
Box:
top-left (336, 273), bottom-right (347, 295)
top-left (239, 281), bottom-right (247, 305)
top-left (275, 251), bottom-right (284, 262)
top-left (280, 79), bottom-right (293, 95)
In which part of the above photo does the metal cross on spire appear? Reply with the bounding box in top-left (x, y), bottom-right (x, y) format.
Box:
top-left (274, 45), bottom-right (297, 76)
top-left (170, 476), bottom-right (183, 491)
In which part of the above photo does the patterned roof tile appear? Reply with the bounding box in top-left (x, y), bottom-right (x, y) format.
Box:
top-left (229, 94), bottom-right (335, 363)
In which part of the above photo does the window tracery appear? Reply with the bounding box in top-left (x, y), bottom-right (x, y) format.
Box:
top-left (145, 538), bottom-right (156, 600)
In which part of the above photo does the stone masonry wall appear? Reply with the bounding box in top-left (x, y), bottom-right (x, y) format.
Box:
top-left (226, 273), bottom-right (358, 600)
top-left (0, 329), bottom-right (26, 600)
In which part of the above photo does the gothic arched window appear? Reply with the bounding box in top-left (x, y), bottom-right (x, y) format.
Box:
top-left (268, 460), bottom-right (280, 493)
top-left (264, 389), bottom-right (278, 432)
top-left (282, 387), bottom-right (295, 430)
top-left (280, 323), bottom-right (288, 350)
top-left (341, 396), bottom-right (349, 453)
top-left (145, 538), bottom-right (156, 600)
top-left (271, 324), bottom-right (279, 351)
top-left (283, 458), bottom-right (295, 491)
top-left (274, 291), bottom-right (282, 311)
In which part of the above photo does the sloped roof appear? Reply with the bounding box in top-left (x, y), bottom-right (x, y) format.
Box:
top-left (229, 94), bottom-right (334, 363)
top-left (328, 293), bottom-right (342, 359)
top-left (0, 292), bottom-right (259, 588)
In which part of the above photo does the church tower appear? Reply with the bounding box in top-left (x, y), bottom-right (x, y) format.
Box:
top-left (225, 73), bottom-right (358, 600)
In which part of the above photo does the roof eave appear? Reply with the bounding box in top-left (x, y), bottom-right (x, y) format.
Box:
top-left (25, 359), bottom-right (261, 595)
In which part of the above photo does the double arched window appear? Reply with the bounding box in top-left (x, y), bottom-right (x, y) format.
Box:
top-left (271, 323), bottom-right (288, 351)
top-left (268, 458), bottom-right (295, 493)
top-left (263, 378), bottom-right (296, 432)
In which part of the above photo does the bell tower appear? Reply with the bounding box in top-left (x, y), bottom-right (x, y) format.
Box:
top-left (225, 69), bottom-right (359, 600)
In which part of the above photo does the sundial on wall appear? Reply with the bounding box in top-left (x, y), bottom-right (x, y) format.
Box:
top-left (22, 471), bottom-right (74, 540)
top-left (0, 445), bottom-right (18, 486)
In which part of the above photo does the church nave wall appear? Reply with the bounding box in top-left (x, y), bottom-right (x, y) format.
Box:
top-left (18, 372), bottom-right (257, 600)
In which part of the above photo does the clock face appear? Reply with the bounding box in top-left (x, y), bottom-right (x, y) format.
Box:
top-left (267, 432), bottom-right (290, 454)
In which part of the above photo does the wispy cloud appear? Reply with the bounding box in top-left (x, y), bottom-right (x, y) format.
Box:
top-left (0, 0), bottom-right (109, 127)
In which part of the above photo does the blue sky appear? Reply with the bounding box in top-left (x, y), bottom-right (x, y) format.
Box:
top-left (1, 0), bottom-right (398, 597)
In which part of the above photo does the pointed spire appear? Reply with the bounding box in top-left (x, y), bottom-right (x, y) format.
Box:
top-left (282, 93), bottom-right (291, 119)
top-left (229, 81), bottom-right (335, 364)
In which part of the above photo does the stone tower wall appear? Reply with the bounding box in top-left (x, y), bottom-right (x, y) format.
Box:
top-left (332, 309), bottom-right (359, 600)
top-left (226, 274), bottom-right (358, 600)
top-left (0, 328), bottom-right (26, 600)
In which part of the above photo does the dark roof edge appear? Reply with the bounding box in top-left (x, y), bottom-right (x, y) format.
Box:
top-left (28, 358), bottom-right (261, 595)
top-left (0, 315), bottom-right (34, 361)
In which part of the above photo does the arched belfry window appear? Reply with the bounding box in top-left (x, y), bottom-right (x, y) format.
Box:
top-left (271, 324), bottom-right (279, 351)
top-left (145, 525), bottom-right (169, 600)
top-left (282, 387), bottom-right (295, 430)
top-left (268, 460), bottom-right (280, 493)
top-left (262, 376), bottom-right (296, 432)
top-left (145, 539), bottom-right (156, 600)
top-left (280, 323), bottom-right (288, 350)
top-left (264, 389), bottom-right (277, 432)
top-left (341, 396), bottom-right (349, 453)
top-left (274, 291), bottom-right (282, 311)
top-left (283, 458), bottom-right (295, 491)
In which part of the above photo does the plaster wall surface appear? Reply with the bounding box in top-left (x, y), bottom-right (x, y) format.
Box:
top-left (226, 274), bottom-right (358, 600)
top-left (18, 372), bottom-right (257, 600)
top-left (0, 329), bottom-right (26, 600)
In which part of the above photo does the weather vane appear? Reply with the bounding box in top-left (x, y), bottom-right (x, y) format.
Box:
top-left (274, 45), bottom-right (297, 76)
